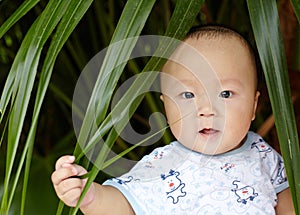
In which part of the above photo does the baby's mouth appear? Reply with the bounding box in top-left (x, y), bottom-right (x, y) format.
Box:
top-left (199, 128), bottom-right (219, 135)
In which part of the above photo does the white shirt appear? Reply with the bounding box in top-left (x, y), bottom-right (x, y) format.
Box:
top-left (103, 131), bottom-right (288, 214)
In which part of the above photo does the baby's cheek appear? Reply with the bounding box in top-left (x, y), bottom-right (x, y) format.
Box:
top-left (169, 118), bottom-right (183, 140)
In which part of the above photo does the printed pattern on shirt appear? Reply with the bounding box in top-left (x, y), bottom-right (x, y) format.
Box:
top-left (161, 169), bottom-right (187, 204)
top-left (231, 180), bottom-right (258, 204)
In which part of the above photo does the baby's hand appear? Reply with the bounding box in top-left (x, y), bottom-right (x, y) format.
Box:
top-left (51, 155), bottom-right (95, 207)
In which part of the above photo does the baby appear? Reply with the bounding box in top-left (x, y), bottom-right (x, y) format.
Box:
top-left (51, 25), bottom-right (295, 214)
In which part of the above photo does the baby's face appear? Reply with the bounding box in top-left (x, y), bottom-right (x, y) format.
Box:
top-left (161, 37), bottom-right (260, 155)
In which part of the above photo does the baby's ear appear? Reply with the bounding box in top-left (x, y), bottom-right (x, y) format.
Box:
top-left (160, 95), bottom-right (164, 102)
top-left (252, 91), bottom-right (260, 121)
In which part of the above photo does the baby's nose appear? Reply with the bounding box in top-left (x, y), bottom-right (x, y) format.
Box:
top-left (197, 97), bottom-right (215, 117)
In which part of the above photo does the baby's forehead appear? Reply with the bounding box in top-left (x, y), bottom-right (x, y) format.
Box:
top-left (161, 37), bottom-right (257, 89)
top-left (161, 37), bottom-right (245, 73)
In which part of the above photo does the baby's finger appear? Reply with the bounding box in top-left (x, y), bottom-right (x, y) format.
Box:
top-left (51, 165), bottom-right (78, 185)
top-left (55, 155), bottom-right (75, 170)
top-left (60, 187), bottom-right (83, 207)
top-left (56, 177), bottom-right (82, 196)
top-left (73, 164), bottom-right (88, 176)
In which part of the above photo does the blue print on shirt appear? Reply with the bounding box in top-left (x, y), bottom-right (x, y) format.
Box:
top-left (271, 159), bottom-right (287, 185)
top-left (231, 180), bottom-right (258, 204)
top-left (111, 176), bottom-right (137, 185)
top-left (251, 138), bottom-right (272, 159)
top-left (161, 170), bottom-right (187, 204)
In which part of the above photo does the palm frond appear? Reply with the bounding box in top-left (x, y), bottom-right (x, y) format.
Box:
top-left (247, 0), bottom-right (300, 213)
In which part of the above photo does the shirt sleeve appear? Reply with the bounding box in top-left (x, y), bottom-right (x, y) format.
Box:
top-left (264, 143), bottom-right (289, 193)
top-left (102, 144), bottom-right (173, 214)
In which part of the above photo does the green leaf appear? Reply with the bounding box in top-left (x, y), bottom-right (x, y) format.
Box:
top-left (18, 0), bottom-right (95, 214)
top-left (73, 0), bottom-right (157, 159)
top-left (0, 0), bottom-right (71, 213)
top-left (69, 0), bottom-right (157, 213)
top-left (247, 0), bottom-right (300, 213)
top-left (0, 0), bottom-right (40, 39)
top-left (291, 0), bottom-right (300, 24)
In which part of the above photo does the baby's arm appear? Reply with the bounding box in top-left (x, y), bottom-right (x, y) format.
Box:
top-left (51, 155), bottom-right (134, 215)
top-left (275, 188), bottom-right (295, 215)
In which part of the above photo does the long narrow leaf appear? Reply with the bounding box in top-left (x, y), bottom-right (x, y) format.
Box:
top-left (0, 0), bottom-right (70, 213)
top-left (0, 0), bottom-right (40, 39)
top-left (291, 0), bottom-right (300, 24)
top-left (0, 0), bottom-right (41, 125)
top-left (247, 0), bottom-right (300, 213)
top-left (18, 0), bottom-right (95, 214)
top-left (73, 0), bottom-right (156, 160)
top-left (69, 0), bottom-right (157, 213)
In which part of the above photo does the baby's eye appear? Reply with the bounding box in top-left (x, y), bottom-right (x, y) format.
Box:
top-left (219, 90), bottom-right (233, 98)
top-left (181, 92), bottom-right (194, 99)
